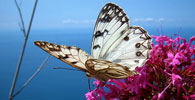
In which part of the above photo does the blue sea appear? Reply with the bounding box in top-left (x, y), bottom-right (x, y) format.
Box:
top-left (0, 27), bottom-right (194, 100)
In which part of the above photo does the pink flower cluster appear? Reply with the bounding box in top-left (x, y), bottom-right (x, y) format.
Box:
top-left (85, 35), bottom-right (195, 100)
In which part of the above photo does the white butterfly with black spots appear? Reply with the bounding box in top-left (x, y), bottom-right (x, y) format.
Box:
top-left (34, 3), bottom-right (152, 82)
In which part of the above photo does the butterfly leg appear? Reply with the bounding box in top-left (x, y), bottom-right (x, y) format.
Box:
top-left (88, 79), bottom-right (92, 92)
top-left (93, 81), bottom-right (106, 92)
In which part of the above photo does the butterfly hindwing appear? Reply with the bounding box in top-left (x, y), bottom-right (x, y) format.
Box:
top-left (34, 41), bottom-right (92, 72)
top-left (92, 3), bottom-right (130, 59)
top-left (85, 59), bottom-right (137, 81)
top-left (103, 26), bottom-right (152, 70)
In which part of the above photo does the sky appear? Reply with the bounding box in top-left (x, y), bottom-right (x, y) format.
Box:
top-left (0, 0), bottom-right (195, 30)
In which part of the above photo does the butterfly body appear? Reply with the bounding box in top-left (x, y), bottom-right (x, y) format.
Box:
top-left (34, 3), bottom-right (152, 81)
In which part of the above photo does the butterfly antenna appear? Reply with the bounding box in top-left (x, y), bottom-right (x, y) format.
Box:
top-left (53, 67), bottom-right (82, 72)
top-left (88, 79), bottom-right (92, 92)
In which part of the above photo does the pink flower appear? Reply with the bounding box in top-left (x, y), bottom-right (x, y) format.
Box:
top-left (164, 52), bottom-right (187, 67)
top-left (85, 91), bottom-right (98, 100)
top-left (86, 35), bottom-right (195, 100)
top-left (158, 82), bottom-right (172, 99)
top-left (165, 52), bottom-right (181, 66)
top-left (171, 73), bottom-right (182, 85)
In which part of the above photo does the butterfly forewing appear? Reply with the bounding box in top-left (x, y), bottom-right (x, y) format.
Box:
top-left (92, 3), bottom-right (130, 59)
top-left (34, 41), bottom-right (92, 72)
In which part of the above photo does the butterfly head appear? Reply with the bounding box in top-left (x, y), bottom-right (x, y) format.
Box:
top-left (85, 72), bottom-right (92, 79)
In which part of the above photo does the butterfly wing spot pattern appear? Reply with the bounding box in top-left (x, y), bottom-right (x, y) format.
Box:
top-left (34, 3), bottom-right (152, 82)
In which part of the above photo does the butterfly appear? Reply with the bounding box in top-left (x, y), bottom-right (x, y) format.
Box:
top-left (34, 3), bottom-right (152, 82)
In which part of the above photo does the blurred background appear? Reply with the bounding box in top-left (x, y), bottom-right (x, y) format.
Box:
top-left (0, 0), bottom-right (195, 100)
